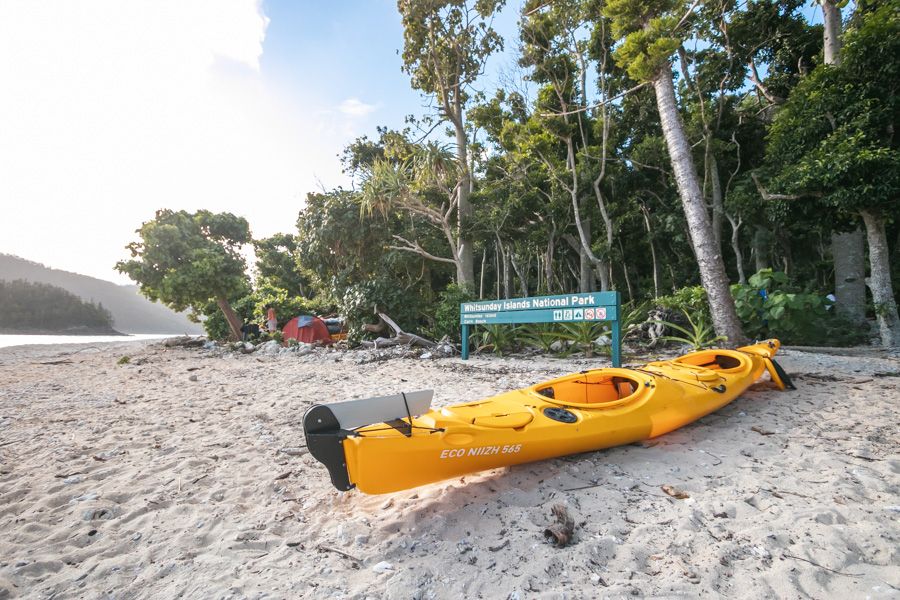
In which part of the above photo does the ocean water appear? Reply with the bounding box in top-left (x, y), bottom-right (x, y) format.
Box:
top-left (0, 333), bottom-right (180, 349)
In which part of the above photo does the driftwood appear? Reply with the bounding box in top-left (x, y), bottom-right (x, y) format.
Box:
top-left (360, 313), bottom-right (436, 349)
top-left (163, 336), bottom-right (205, 348)
top-left (543, 504), bottom-right (576, 547)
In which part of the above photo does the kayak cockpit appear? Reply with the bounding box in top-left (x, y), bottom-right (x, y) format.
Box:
top-left (671, 350), bottom-right (747, 373)
top-left (531, 370), bottom-right (643, 408)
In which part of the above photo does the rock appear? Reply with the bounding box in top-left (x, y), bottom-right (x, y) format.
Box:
top-left (257, 341), bottom-right (281, 356)
top-left (82, 507), bottom-right (116, 521)
top-left (71, 492), bottom-right (99, 503)
top-left (354, 534), bottom-right (369, 546)
top-left (420, 352), bottom-right (433, 360)
top-left (372, 561), bottom-right (394, 574)
top-left (188, 374), bottom-right (198, 382)
top-left (590, 574), bottom-right (601, 585)
top-left (62, 475), bottom-right (83, 484)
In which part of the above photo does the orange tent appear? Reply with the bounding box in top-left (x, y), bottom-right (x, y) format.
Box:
top-left (282, 315), bottom-right (333, 344)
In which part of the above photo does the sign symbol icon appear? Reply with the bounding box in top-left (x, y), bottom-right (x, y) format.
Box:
top-left (573, 309), bottom-right (583, 320)
top-left (563, 309), bottom-right (573, 320)
top-left (553, 310), bottom-right (563, 321)
top-left (596, 307), bottom-right (607, 320)
top-left (585, 308), bottom-right (595, 319)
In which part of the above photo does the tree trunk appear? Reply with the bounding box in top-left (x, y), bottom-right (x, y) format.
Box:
top-left (860, 210), bottom-right (900, 347)
top-left (652, 71), bottom-right (746, 344)
top-left (563, 233), bottom-right (596, 293)
top-left (822, 0), bottom-right (867, 326)
top-left (479, 247), bottom-right (486, 299)
top-left (641, 205), bottom-right (661, 298)
top-left (822, 0), bottom-right (842, 66)
top-left (708, 151), bottom-right (725, 254)
top-left (216, 296), bottom-right (243, 341)
top-left (728, 214), bottom-right (747, 285)
top-left (619, 238), bottom-right (634, 302)
top-left (454, 112), bottom-right (475, 288)
top-left (753, 227), bottom-right (771, 272)
top-left (510, 253), bottom-right (529, 297)
top-left (831, 230), bottom-right (867, 324)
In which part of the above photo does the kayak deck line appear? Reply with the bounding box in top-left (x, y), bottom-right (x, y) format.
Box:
top-left (302, 339), bottom-right (792, 494)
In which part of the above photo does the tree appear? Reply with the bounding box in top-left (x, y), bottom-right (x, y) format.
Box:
top-left (766, 1), bottom-right (900, 346)
top-left (398, 0), bottom-right (506, 287)
top-left (253, 233), bottom-right (309, 298)
top-left (116, 209), bottom-right (251, 340)
top-left (602, 0), bottom-right (746, 343)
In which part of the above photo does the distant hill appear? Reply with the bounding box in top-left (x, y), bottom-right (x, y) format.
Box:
top-left (0, 254), bottom-right (203, 334)
top-left (0, 279), bottom-right (121, 335)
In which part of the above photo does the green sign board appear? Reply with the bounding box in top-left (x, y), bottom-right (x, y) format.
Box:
top-left (460, 292), bottom-right (622, 366)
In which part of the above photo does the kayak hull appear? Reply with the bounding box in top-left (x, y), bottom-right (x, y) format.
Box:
top-left (304, 340), bottom-right (784, 494)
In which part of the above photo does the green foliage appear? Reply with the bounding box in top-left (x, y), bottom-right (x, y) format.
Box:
top-left (555, 321), bottom-right (611, 357)
top-left (429, 284), bottom-right (475, 342)
top-left (198, 294), bottom-right (255, 341)
top-left (0, 279), bottom-right (115, 333)
top-left (253, 234), bottom-right (310, 298)
top-left (766, 2), bottom-right (900, 218)
top-left (657, 286), bottom-right (712, 322)
top-left (475, 324), bottom-right (518, 356)
top-left (656, 309), bottom-right (727, 350)
top-left (337, 278), bottom-right (426, 344)
top-left (731, 269), bottom-right (866, 345)
top-left (516, 322), bottom-right (562, 353)
top-left (117, 356), bottom-right (131, 365)
top-left (116, 209), bottom-right (251, 339)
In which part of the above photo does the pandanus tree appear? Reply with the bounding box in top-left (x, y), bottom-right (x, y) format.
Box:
top-left (116, 210), bottom-right (251, 341)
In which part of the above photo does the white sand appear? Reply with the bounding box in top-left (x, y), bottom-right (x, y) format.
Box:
top-left (0, 340), bottom-right (898, 599)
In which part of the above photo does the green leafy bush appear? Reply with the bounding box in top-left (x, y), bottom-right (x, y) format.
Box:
top-left (516, 322), bottom-right (561, 353)
top-left (555, 321), bottom-right (610, 357)
top-left (654, 309), bottom-right (726, 350)
top-left (429, 284), bottom-right (475, 342)
top-left (731, 269), bottom-right (866, 346)
top-left (475, 324), bottom-right (518, 356)
top-left (656, 286), bottom-right (711, 322)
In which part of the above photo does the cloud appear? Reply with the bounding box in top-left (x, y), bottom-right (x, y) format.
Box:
top-left (338, 97), bottom-right (379, 118)
top-left (0, 0), bottom-right (348, 282)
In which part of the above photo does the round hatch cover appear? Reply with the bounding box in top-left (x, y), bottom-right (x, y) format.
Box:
top-left (543, 407), bottom-right (578, 423)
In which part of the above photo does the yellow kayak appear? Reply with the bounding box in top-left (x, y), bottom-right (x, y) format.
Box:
top-left (303, 340), bottom-right (792, 494)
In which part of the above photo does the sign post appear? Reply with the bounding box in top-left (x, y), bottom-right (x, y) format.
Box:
top-left (460, 291), bottom-right (622, 366)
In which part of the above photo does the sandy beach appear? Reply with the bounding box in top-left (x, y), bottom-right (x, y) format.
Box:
top-left (0, 339), bottom-right (898, 599)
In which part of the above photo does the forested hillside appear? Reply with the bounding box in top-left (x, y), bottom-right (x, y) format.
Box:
top-left (0, 254), bottom-right (203, 334)
top-left (120, 0), bottom-right (899, 347)
top-left (0, 279), bottom-right (119, 334)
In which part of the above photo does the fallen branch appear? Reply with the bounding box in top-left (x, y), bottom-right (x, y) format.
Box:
top-left (360, 312), bottom-right (437, 349)
top-left (317, 544), bottom-right (363, 565)
top-left (782, 553), bottom-right (863, 578)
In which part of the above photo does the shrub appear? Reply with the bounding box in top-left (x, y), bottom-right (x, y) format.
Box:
top-left (731, 269), bottom-right (867, 346)
top-left (429, 283), bottom-right (475, 342)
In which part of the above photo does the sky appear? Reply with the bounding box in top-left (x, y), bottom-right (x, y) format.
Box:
top-left (0, 0), bottom-right (523, 283)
